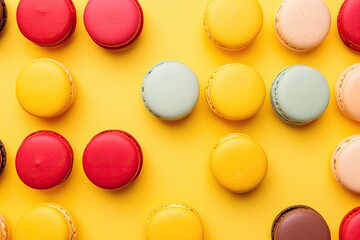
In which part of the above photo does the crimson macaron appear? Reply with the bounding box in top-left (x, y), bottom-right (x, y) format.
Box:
top-left (16, 131), bottom-right (73, 189)
top-left (83, 130), bottom-right (143, 189)
top-left (16, 0), bottom-right (77, 46)
top-left (340, 206), bottom-right (360, 240)
top-left (338, 0), bottom-right (360, 52)
top-left (84, 0), bottom-right (144, 49)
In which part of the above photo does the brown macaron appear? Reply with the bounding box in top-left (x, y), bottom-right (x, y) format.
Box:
top-left (272, 205), bottom-right (331, 240)
top-left (0, 139), bottom-right (6, 176)
top-left (0, 0), bottom-right (7, 32)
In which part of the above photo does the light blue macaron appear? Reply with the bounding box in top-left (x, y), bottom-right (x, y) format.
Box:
top-left (141, 61), bottom-right (200, 121)
top-left (270, 65), bottom-right (330, 125)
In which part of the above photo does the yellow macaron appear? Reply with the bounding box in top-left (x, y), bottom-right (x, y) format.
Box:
top-left (204, 0), bottom-right (263, 50)
top-left (146, 203), bottom-right (204, 240)
top-left (210, 133), bottom-right (268, 193)
top-left (16, 58), bottom-right (76, 118)
top-left (206, 63), bottom-right (266, 120)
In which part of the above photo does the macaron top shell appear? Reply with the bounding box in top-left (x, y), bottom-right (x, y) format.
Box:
top-left (83, 130), bottom-right (143, 189)
top-left (0, 0), bottom-right (7, 32)
top-left (272, 205), bottom-right (330, 240)
top-left (275, 0), bottom-right (330, 51)
top-left (210, 133), bottom-right (268, 193)
top-left (271, 65), bottom-right (330, 125)
top-left (338, 0), bottom-right (360, 51)
top-left (0, 139), bottom-right (6, 176)
top-left (205, 0), bottom-right (263, 50)
top-left (84, 0), bottom-right (143, 48)
top-left (206, 63), bottom-right (266, 120)
top-left (336, 64), bottom-right (360, 121)
top-left (340, 207), bottom-right (360, 240)
top-left (15, 203), bottom-right (76, 240)
top-left (16, 58), bottom-right (75, 118)
top-left (146, 204), bottom-right (204, 240)
top-left (332, 135), bottom-right (360, 193)
top-left (142, 61), bottom-right (200, 120)
top-left (16, 131), bottom-right (73, 189)
top-left (17, 0), bottom-right (76, 46)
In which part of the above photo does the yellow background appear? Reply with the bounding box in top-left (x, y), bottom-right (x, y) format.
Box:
top-left (0, 0), bottom-right (358, 239)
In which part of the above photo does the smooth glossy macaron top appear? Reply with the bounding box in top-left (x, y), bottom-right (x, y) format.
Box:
top-left (0, 0), bottom-right (7, 33)
top-left (83, 130), bottom-right (143, 189)
top-left (141, 61), bottom-right (200, 121)
top-left (336, 64), bottom-right (360, 121)
top-left (272, 205), bottom-right (330, 240)
top-left (206, 63), bottom-right (266, 120)
top-left (204, 0), bottom-right (263, 50)
top-left (275, 0), bottom-right (330, 51)
top-left (338, 0), bottom-right (360, 52)
top-left (270, 65), bottom-right (330, 125)
top-left (146, 203), bottom-right (204, 240)
top-left (0, 212), bottom-right (9, 240)
top-left (15, 203), bottom-right (77, 240)
top-left (340, 206), bottom-right (360, 240)
top-left (0, 139), bottom-right (6, 176)
top-left (17, 0), bottom-right (76, 46)
top-left (16, 131), bottom-right (73, 190)
top-left (84, 0), bottom-right (143, 49)
top-left (210, 133), bottom-right (268, 193)
top-left (332, 135), bottom-right (360, 193)
top-left (16, 58), bottom-right (76, 118)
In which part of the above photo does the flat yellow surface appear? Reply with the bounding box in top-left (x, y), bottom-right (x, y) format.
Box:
top-left (0, 0), bottom-right (358, 239)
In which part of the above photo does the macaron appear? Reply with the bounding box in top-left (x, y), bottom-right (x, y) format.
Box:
top-left (15, 203), bottom-right (77, 240)
top-left (146, 203), bottom-right (204, 240)
top-left (270, 65), bottom-right (330, 125)
top-left (0, 212), bottom-right (9, 240)
top-left (210, 133), bottom-right (267, 193)
top-left (331, 135), bottom-right (360, 193)
top-left (84, 0), bottom-right (144, 49)
top-left (141, 61), bottom-right (200, 121)
top-left (338, 0), bottom-right (360, 52)
top-left (83, 130), bottom-right (143, 189)
top-left (274, 0), bottom-right (330, 51)
top-left (16, 131), bottom-right (73, 190)
top-left (0, 0), bottom-right (7, 33)
top-left (16, 58), bottom-right (76, 118)
top-left (0, 139), bottom-right (6, 176)
top-left (339, 206), bottom-right (360, 240)
top-left (336, 64), bottom-right (360, 121)
top-left (205, 63), bottom-right (266, 120)
top-left (16, 0), bottom-right (76, 46)
top-left (272, 205), bottom-right (331, 240)
top-left (204, 0), bottom-right (263, 50)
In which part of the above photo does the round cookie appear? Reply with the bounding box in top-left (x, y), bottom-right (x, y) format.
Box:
top-left (83, 130), bottom-right (143, 189)
top-left (331, 135), bottom-right (360, 193)
top-left (270, 65), bottom-right (330, 125)
top-left (275, 0), bottom-right (330, 51)
top-left (146, 203), bottom-right (204, 240)
top-left (206, 63), bottom-right (265, 120)
top-left (0, 0), bottom-right (7, 33)
top-left (340, 206), bottom-right (360, 240)
top-left (15, 203), bottom-right (77, 240)
top-left (141, 61), bottom-right (200, 121)
top-left (210, 133), bottom-right (268, 193)
top-left (204, 0), bottom-right (263, 50)
top-left (16, 131), bottom-right (74, 189)
top-left (338, 0), bottom-right (360, 52)
top-left (0, 139), bottom-right (6, 176)
top-left (17, 0), bottom-right (77, 46)
top-left (272, 205), bottom-right (330, 240)
top-left (16, 58), bottom-right (76, 118)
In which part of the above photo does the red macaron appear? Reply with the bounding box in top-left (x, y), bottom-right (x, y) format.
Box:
top-left (340, 207), bottom-right (360, 240)
top-left (16, 131), bottom-right (73, 189)
top-left (16, 0), bottom-right (77, 47)
top-left (83, 130), bottom-right (143, 189)
top-left (338, 0), bottom-right (360, 52)
top-left (84, 0), bottom-right (144, 49)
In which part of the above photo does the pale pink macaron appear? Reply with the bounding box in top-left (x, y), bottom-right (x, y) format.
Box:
top-left (332, 135), bottom-right (360, 193)
top-left (336, 64), bottom-right (360, 121)
top-left (275, 0), bottom-right (330, 51)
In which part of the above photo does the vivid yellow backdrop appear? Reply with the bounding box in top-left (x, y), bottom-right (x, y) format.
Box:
top-left (0, 0), bottom-right (358, 239)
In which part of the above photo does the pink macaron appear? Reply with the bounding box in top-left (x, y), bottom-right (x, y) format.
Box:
top-left (338, 0), bottom-right (360, 52)
top-left (84, 0), bottom-right (144, 49)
